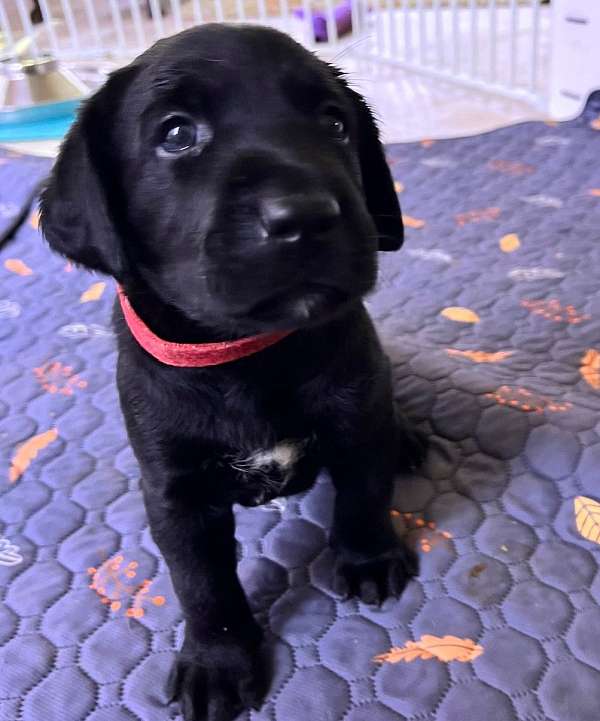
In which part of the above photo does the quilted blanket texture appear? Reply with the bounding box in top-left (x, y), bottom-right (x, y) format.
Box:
top-left (1, 92), bottom-right (600, 721)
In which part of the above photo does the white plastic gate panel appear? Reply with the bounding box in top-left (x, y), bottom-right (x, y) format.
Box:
top-left (0, 0), bottom-right (552, 109)
top-left (356, 0), bottom-right (551, 107)
top-left (0, 0), bottom-right (333, 60)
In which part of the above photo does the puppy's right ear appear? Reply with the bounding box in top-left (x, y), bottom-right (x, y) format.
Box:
top-left (40, 66), bottom-right (138, 279)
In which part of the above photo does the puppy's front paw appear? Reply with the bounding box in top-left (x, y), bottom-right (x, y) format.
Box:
top-left (333, 543), bottom-right (418, 605)
top-left (168, 638), bottom-right (266, 721)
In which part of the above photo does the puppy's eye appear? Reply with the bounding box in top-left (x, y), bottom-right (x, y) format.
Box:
top-left (320, 113), bottom-right (348, 142)
top-left (158, 116), bottom-right (197, 154)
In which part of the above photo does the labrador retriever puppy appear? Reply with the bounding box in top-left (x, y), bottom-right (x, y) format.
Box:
top-left (40, 24), bottom-right (424, 721)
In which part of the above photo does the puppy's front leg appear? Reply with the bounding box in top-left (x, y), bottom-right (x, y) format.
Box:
top-left (142, 482), bottom-right (265, 721)
top-left (321, 402), bottom-right (420, 606)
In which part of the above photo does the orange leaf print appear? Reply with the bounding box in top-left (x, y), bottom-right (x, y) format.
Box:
top-left (441, 307), bottom-right (480, 324)
top-left (394, 181), bottom-right (404, 193)
top-left (374, 635), bottom-right (483, 664)
top-left (575, 496), bottom-right (600, 544)
top-left (580, 349), bottom-right (600, 390)
top-left (590, 117), bottom-right (600, 131)
top-left (589, 189), bottom-right (600, 197)
top-left (420, 139), bottom-right (435, 148)
top-left (499, 233), bottom-right (521, 253)
top-left (80, 281), bottom-right (106, 303)
top-left (5, 259), bottom-right (33, 276)
top-left (29, 210), bottom-right (40, 230)
top-left (446, 349), bottom-right (514, 363)
top-left (402, 214), bottom-right (425, 229)
top-left (9, 428), bottom-right (58, 483)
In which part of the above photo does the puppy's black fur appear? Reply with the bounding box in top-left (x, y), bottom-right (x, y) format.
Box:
top-left (41, 25), bottom-right (423, 721)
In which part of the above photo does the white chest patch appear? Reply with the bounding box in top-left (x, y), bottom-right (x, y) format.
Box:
top-left (250, 442), bottom-right (300, 470)
top-left (231, 440), bottom-right (304, 478)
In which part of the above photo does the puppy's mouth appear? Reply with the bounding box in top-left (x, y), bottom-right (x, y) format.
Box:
top-left (240, 283), bottom-right (351, 325)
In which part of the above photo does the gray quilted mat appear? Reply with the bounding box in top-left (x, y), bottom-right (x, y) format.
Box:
top-left (2, 92), bottom-right (600, 721)
top-left (0, 150), bottom-right (48, 247)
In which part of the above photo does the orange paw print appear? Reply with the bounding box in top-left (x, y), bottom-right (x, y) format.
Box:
top-left (87, 554), bottom-right (166, 618)
top-left (455, 207), bottom-right (501, 227)
top-left (486, 386), bottom-right (572, 414)
top-left (34, 361), bottom-right (88, 396)
top-left (391, 510), bottom-right (453, 553)
top-left (521, 299), bottom-right (590, 324)
top-left (487, 159), bottom-right (535, 176)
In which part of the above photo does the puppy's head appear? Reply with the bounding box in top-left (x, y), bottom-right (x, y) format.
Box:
top-left (41, 25), bottom-right (403, 334)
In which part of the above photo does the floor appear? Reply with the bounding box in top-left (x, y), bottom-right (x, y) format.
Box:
top-left (332, 55), bottom-right (546, 144)
top-left (3, 60), bottom-right (546, 158)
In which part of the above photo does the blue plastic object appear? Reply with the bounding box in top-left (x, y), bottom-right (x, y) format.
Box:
top-left (0, 98), bottom-right (80, 142)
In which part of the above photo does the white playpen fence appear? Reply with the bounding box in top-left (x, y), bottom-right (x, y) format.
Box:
top-left (0, 0), bottom-right (551, 109)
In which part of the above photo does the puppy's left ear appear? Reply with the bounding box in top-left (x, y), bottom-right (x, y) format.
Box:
top-left (338, 76), bottom-right (404, 251)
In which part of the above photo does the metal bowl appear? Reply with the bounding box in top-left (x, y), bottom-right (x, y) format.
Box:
top-left (0, 57), bottom-right (111, 142)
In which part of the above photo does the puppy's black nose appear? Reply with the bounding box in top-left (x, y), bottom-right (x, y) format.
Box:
top-left (260, 193), bottom-right (341, 242)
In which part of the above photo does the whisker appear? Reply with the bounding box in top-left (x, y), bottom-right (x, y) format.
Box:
top-left (330, 34), bottom-right (373, 64)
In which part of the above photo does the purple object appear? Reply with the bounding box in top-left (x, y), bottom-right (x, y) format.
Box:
top-left (293, 0), bottom-right (352, 42)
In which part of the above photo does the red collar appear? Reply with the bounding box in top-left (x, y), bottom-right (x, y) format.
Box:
top-left (117, 286), bottom-right (292, 367)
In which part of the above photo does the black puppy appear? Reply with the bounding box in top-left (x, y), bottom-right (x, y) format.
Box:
top-left (41, 24), bottom-right (423, 721)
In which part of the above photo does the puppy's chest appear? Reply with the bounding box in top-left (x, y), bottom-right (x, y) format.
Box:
top-left (228, 438), bottom-right (315, 506)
